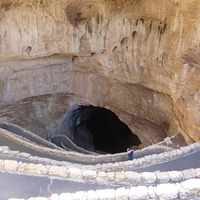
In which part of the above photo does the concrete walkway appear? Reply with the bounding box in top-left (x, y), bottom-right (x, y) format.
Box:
top-left (0, 171), bottom-right (120, 200)
top-left (132, 149), bottom-right (200, 172)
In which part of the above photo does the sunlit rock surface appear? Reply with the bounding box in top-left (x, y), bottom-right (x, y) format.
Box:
top-left (0, 0), bottom-right (199, 149)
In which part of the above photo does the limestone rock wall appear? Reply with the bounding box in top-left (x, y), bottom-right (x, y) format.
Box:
top-left (0, 0), bottom-right (200, 146)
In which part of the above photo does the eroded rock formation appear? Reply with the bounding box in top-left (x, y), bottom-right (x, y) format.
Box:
top-left (0, 0), bottom-right (199, 149)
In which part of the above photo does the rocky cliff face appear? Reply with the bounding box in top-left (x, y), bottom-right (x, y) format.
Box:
top-left (0, 0), bottom-right (199, 148)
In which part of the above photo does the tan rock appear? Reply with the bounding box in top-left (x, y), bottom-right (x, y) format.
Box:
top-left (141, 172), bottom-right (157, 185)
top-left (72, 191), bottom-right (86, 200)
top-left (181, 179), bottom-right (200, 197)
top-left (124, 171), bottom-right (141, 185)
top-left (168, 171), bottom-right (183, 182)
top-left (49, 166), bottom-right (68, 177)
top-left (4, 160), bottom-right (18, 171)
top-left (18, 162), bottom-right (27, 172)
top-left (95, 171), bottom-right (108, 182)
top-left (128, 186), bottom-right (148, 200)
top-left (83, 169), bottom-right (97, 180)
top-left (107, 172), bottom-right (115, 182)
top-left (0, 159), bottom-right (4, 170)
top-left (87, 190), bottom-right (98, 200)
top-left (115, 187), bottom-right (128, 200)
top-left (155, 172), bottom-right (170, 184)
top-left (59, 193), bottom-right (72, 200)
top-left (25, 163), bottom-right (42, 174)
top-left (97, 189), bottom-right (115, 200)
top-left (155, 183), bottom-right (179, 200)
top-left (182, 169), bottom-right (196, 180)
top-left (68, 168), bottom-right (83, 179)
top-left (115, 171), bottom-right (125, 184)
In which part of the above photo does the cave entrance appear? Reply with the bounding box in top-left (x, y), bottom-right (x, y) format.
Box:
top-left (72, 105), bottom-right (142, 154)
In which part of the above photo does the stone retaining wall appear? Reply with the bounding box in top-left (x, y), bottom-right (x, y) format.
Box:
top-left (1, 141), bottom-right (200, 172)
top-left (1, 123), bottom-right (197, 166)
top-left (0, 123), bottom-right (180, 164)
top-left (1, 125), bottom-right (200, 200)
top-left (8, 179), bottom-right (200, 200)
top-left (3, 142), bottom-right (200, 199)
top-left (0, 127), bottom-right (128, 163)
top-left (1, 157), bottom-right (200, 186)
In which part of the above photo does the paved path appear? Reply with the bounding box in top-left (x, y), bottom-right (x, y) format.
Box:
top-left (132, 149), bottom-right (200, 172)
top-left (4, 125), bottom-right (57, 149)
top-left (0, 134), bottom-right (128, 164)
top-left (0, 136), bottom-right (85, 164)
top-left (5, 124), bottom-right (96, 155)
top-left (0, 171), bottom-right (120, 200)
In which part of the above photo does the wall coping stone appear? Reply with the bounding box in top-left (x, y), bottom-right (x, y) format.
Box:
top-left (1, 157), bottom-right (200, 187)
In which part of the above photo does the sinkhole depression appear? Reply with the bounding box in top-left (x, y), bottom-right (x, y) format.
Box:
top-left (0, 92), bottom-right (169, 154)
top-left (55, 105), bottom-right (142, 154)
top-left (0, 0), bottom-right (199, 159)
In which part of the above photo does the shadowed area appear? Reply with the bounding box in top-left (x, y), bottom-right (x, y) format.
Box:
top-left (57, 105), bottom-right (142, 154)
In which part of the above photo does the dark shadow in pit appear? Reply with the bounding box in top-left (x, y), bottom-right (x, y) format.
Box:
top-left (57, 105), bottom-right (142, 154)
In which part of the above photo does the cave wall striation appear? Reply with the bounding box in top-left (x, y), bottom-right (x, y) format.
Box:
top-left (0, 0), bottom-right (200, 147)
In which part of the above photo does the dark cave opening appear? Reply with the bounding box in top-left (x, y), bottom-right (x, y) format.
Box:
top-left (86, 107), bottom-right (141, 153)
top-left (72, 105), bottom-right (142, 154)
